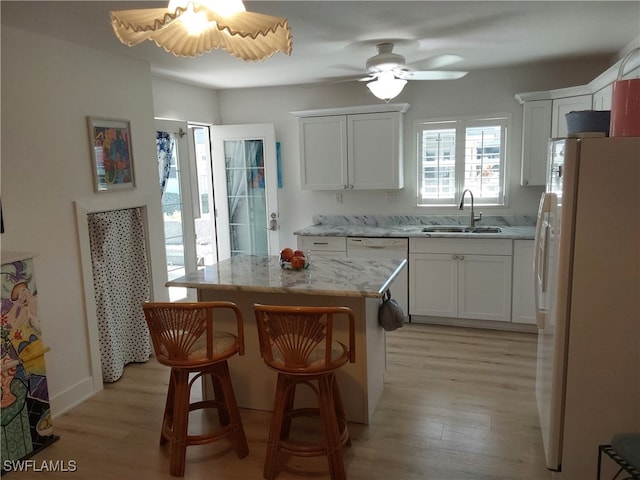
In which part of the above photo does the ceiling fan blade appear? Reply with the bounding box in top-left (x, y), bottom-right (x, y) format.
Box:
top-left (399, 70), bottom-right (468, 81)
top-left (320, 74), bottom-right (374, 83)
top-left (409, 54), bottom-right (464, 71)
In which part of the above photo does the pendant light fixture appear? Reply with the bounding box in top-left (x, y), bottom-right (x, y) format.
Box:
top-left (110, 0), bottom-right (292, 61)
top-left (366, 71), bottom-right (407, 103)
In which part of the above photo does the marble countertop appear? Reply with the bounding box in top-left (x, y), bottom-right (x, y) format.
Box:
top-left (166, 254), bottom-right (407, 298)
top-left (293, 214), bottom-right (536, 240)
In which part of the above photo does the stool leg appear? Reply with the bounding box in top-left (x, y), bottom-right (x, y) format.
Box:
top-left (330, 374), bottom-right (351, 447)
top-left (264, 374), bottom-right (290, 480)
top-left (211, 372), bottom-right (230, 426)
top-left (214, 362), bottom-right (249, 459)
top-left (168, 369), bottom-right (190, 477)
top-left (281, 377), bottom-right (297, 440)
top-left (318, 374), bottom-right (346, 480)
top-left (161, 370), bottom-right (177, 446)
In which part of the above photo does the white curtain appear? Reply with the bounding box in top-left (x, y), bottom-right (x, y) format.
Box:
top-left (87, 208), bottom-right (151, 383)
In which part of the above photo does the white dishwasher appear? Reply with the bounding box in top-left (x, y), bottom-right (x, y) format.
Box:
top-left (346, 237), bottom-right (409, 319)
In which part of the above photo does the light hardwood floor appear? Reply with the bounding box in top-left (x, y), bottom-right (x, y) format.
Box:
top-left (15, 324), bottom-right (551, 479)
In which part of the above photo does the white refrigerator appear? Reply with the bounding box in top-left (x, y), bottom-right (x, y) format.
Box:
top-left (534, 137), bottom-right (640, 479)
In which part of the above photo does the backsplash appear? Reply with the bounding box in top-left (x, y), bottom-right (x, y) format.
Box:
top-left (311, 214), bottom-right (537, 227)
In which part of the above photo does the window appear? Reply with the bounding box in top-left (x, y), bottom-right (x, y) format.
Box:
top-left (417, 116), bottom-right (508, 206)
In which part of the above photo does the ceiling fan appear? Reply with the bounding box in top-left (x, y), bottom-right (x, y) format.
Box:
top-left (358, 42), bottom-right (468, 102)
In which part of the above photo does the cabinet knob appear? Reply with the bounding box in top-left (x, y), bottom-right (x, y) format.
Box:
top-left (452, 254), bottom-right (458, 260)
top-left (343, 185), bottom-right (348, 189)
top-left (349, 184), bottom-right (354, 189)
top-left (522, 179), bottom-right (529, 185)
top-left (459, 255), bottom-right (465, 260)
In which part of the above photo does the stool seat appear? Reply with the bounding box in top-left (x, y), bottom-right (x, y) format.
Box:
top-left (612, 434), bottom-right (640, 471)
top-left (598, 433), bottom-right (640, 480)
top-left (143, 301), bottom-right (249, 477)
top-left (254, 304), bottom-right (356, 480)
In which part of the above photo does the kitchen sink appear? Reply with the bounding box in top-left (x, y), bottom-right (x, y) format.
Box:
top-left (421, 226), bottom-right (502, 234)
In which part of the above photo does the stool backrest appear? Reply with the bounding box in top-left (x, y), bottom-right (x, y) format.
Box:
top-left (143, 301), bottom-right (244, 367)
top-left (253, 304), bottom-right (355, 374)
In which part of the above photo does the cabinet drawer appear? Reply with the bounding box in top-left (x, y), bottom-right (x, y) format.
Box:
top-left (297, 236), bottom-right (346, 252)
top-left (410, 238), bottom-right (512, 255)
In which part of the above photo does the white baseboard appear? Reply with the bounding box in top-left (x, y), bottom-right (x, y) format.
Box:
top-left (410, 315), bottom-right (537, 333)
top-left (49, 376), bottom-right (101, 419)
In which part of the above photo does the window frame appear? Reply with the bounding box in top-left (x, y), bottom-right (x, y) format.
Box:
top-left (415, 114), bottom-right (509, 207)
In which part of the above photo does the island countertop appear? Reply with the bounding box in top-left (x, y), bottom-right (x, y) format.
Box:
top-left (166, 254), bottom-right (407, 298)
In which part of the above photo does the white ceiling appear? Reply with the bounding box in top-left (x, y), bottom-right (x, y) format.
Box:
top-left (2, 1), bottom-right (639, 90)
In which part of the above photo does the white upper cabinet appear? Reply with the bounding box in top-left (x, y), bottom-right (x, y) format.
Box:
top-left (516, 52), bottom-right (640, 187)
top-left (520, 100), bottom-right (552, 186)
top-left (517, 90), bottom-right (592, 186)
top-left (592, 84), bottom-right (613, 110)
top-left (292, 104), bottom-right (410, 190)
top-left (551, 94), bottom-right (592, 138)
top-left (347, 112), bottom-right (403, 189)
top-left (519, 94), bottom-right (590, 187)
top-left (298, 115), bottom-right (348, 190)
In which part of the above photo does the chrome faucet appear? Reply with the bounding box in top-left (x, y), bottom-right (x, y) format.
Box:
top-left (458, 189), bottom-right (482, 228)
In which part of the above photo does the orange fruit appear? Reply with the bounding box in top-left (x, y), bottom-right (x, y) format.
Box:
top-left (290, 256), bottom-right (306, 269)
top-left (280, 248), bottom-right (294, 261)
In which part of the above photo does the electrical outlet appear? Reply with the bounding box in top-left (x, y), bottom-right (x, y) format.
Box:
top-left (386, 191), bottom-right (398, 203)
top-left (335, 192), bottom-right (343, 204)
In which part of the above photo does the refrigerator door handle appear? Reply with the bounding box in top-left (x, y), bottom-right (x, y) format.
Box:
top-left (541, 226), bottom-right (550, 296)
top-left (534, 193), bottom-right (555, 329)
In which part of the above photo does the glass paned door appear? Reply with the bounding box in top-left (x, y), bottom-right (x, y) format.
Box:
top-left (212, 124), bottom-right (279, 261)
top-left (155, 119), bottom-right (197, 301)
top-left (189, 124), bottom-right (218, 267)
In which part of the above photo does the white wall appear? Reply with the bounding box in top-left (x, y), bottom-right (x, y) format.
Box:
top-left (1, 26), bottom-right (168, 415)
top-left (215, 57), bottom-right (610, 247)
top-left (152, 76), bottom-right (221, 124)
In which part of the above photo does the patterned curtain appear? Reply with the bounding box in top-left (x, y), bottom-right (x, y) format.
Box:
top-left (87, 208), bottom-right (151, 382)
top-left (156, 131), bottom-right (174, 197)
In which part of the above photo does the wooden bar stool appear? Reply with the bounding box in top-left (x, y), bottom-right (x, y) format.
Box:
top-left (598, 433), bottom-right (640, 480)
top-left (143, 301), bottom-right (249, 477)
top-left (253, 303), bottom-right (356, 480)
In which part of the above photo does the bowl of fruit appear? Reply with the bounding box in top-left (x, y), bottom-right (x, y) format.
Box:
top-left (279, 248), bottom-right (310, 270)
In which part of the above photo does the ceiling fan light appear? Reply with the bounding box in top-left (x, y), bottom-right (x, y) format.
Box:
top-left (110, 0), bottom-right (292, 60)
top-left (366, 72), bottom-right (407, 102)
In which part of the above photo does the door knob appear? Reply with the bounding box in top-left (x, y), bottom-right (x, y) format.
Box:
top-left (268, 213), bottom-right (278, 231)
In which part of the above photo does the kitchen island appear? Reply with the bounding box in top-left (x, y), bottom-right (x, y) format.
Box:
top-left (166, 254), bottom-right (407, 424)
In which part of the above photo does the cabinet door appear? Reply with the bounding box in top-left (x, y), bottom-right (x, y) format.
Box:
top-left (299, 116), bottom-right (348, 190)
top-left (409, 253), bottom-right (457, 317)
top-left (347, 112), bottom-right (403, 189)
top-left (551, 95), bottom-right (592, 138)
top-left (521, 100), bottom-right (552, 186)
top-left (458, 254), bottom-right (512, 322)
top-left (592, 85), bottom-right (613, 110)
top-left (512, 240), bottom-right (536, 324)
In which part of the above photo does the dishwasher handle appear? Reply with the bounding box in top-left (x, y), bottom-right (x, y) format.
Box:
top-left (347, 238), bottom-right (407, 249)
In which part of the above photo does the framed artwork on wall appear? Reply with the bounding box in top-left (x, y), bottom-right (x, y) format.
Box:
top-left (87, 117), bottom-right (135, 192)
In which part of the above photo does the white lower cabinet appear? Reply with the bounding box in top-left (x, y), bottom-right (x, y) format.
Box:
top-left (296, 235), bottom-right (346, 258)
top-left (511, 240), bottom-right (536, 324)
top-left (409, 238), bottom-right (513, 322)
